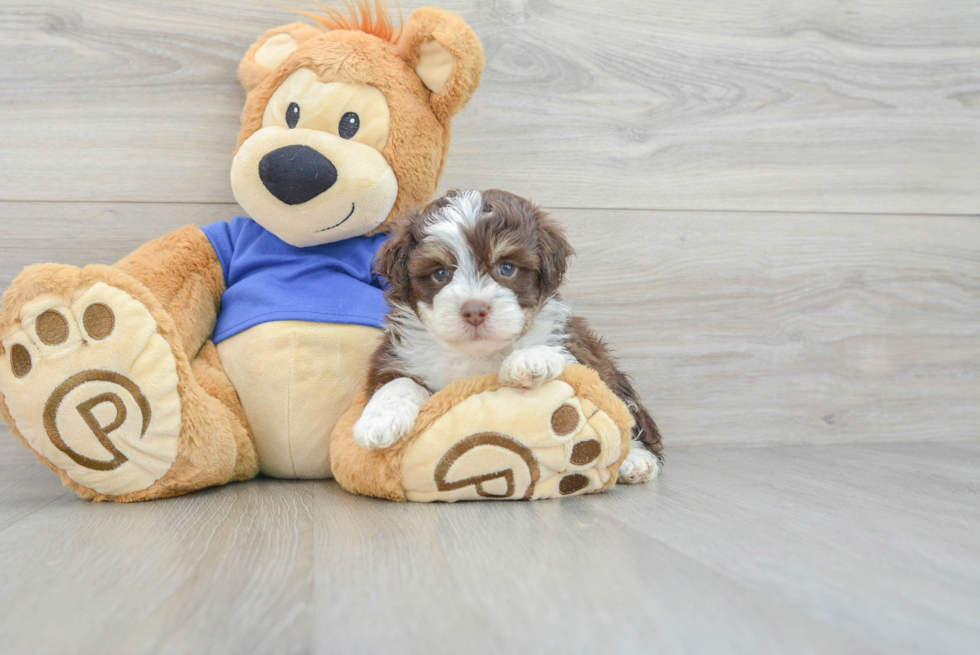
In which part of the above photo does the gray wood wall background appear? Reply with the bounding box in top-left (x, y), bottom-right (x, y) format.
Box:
top-left (1, 0), bottom-right (978, 451)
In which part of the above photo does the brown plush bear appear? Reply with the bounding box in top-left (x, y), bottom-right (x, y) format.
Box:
top-left (0, 3), bottom-right (634, 502)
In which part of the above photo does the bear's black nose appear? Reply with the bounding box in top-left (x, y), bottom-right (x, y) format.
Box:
top-left (258, 145), bottom-right (338, 205)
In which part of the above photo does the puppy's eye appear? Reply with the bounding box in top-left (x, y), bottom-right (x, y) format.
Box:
top-left (286, 102), bottom-right (300, 129)
top-left (497, 263), bottom-right (517, 278)
top-left (339, 112), bottom-right (360, 139)
top-left (432, 268), bottom-right (452, 283)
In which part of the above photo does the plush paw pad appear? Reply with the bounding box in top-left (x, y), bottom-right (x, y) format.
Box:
top-left (399, 380), bottom-right (626, 502)
top-left (0, 283), bottom-right (181, 496)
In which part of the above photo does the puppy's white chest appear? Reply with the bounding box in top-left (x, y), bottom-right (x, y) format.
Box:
top-left (423, 351), bottom-right (506, 390)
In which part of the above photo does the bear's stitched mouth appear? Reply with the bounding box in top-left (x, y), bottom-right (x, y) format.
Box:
top-left (315, 203), bottom-right (356, 232)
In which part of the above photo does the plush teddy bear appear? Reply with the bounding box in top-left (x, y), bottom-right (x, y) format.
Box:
top-left (0, 3), bottom-right (635, 502)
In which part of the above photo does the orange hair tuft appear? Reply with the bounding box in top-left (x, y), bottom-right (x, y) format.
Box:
top-left (293, 1), bottom-right (401, 44)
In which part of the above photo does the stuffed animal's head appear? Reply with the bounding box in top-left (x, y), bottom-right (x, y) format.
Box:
top-left (232, 2), bottom-right (484, 247)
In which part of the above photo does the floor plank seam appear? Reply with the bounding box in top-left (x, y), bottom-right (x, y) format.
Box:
top-left (0, 199), bottom-right (977, 220)
top-left (664, 438), bottom-right (980, 452)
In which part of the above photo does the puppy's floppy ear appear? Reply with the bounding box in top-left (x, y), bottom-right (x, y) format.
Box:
top-left (374, 211), bottom-right (420, 300)
top-left (238, 22), bottom-right (322, 94)
top-left (395, 8), bottom-right (485, 124)
top-left (535, 208), bottom-right (576, 295)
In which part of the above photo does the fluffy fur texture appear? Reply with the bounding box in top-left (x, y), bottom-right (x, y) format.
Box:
top-left (362, 190), bottom-right (664, 481)
top-left (296, 1), bottom-right (402, 43)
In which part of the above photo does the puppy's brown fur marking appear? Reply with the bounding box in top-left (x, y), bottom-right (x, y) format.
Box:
top-left (563, 317), bottom-right (663, 455)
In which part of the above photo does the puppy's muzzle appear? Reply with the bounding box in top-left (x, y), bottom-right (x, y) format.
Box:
top-left (259, 145), bottom-right (338, 205)
top-left (460, 301), bottom-right (490, 327)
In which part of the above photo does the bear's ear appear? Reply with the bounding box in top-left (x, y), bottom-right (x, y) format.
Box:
top-left (238, 22), bottom-right (322, 94)
top-left (395, 8), bottom-right (485, 124)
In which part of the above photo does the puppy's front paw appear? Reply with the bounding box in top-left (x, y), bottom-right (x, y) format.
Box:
top-left (618, 442), bottom-right (662, 484)
top-left (353, 411), bottom-right (412, 450)
top-left (498, 347), bottom-right (567, 389)
top-left (353, 378), bottom-right (431, 450)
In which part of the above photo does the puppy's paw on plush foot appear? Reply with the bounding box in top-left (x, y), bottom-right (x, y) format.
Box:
top-left (0, 279), bottom-right (182, 497)
top-left (617, 442), bottom-right (661, 484)
top-left (498, 346), bottom-right (567, 389)
top-left (353, 412), bottom-right (412, 451)
top-left (353, 378), bottom-right (431, 450)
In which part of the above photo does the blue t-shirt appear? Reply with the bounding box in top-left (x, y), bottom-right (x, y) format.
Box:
top-left (202, 217), bottom-right (390, 343)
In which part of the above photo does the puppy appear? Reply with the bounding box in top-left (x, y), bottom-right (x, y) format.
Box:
top-left (353, 189), bottom-right (663, 484)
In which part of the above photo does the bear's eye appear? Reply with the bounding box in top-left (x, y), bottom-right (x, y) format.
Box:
top-left (286, 102), bottom-right (300, 129)
top-left (498, 263), bottom-right (517, 278)
top-left (432, 268), bottom-right (452, 283)
top-left (339, 112), bottom-right (360, 139)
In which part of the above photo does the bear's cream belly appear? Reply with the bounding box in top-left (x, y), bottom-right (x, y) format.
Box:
top-left (216, 320), bottom-right (382, 478)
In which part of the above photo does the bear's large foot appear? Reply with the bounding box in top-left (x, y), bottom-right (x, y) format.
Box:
top-left (400, 379), bottom-right (628, 501)
top-left (0, 262), bottom-right (257, 501)
top-left (0, 272), bottom-right (184, 498)
top-left (331, 365), bottom-right (636, 502)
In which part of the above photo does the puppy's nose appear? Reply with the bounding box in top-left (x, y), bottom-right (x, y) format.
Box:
top-left (460, 301), bottom-right (490, 327)
top-left (259, 145), bottom-right (338, 205)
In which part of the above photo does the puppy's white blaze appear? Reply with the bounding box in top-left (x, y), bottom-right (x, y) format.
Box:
top-left (353, 378), bottom-right (431, 450)
top-left (618, 441), bottom-right (661, 484)
top-left (437, 189), bottom-right (483, 228)
top-left (425, 189), bottom-right (483, 274)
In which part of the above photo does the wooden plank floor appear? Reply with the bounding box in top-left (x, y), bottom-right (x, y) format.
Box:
top-left (1, 427), bottom-right (978, 654)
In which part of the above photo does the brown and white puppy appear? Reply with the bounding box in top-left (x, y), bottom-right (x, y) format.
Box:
top-left (353, 189), bottom-right (663, 483)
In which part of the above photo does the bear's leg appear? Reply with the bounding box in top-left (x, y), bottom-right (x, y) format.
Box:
top-left (188, 342), bottom-right (258, 484)
top-left (0, 228), bottom-right (255, 501)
